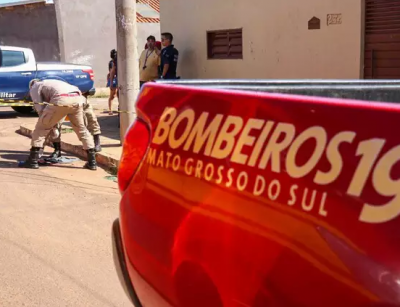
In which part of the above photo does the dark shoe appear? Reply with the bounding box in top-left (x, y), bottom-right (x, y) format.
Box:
top-left (84, 149), bottom-right (97, 171)
top-left (48, 142), bottom-right (62, 159)
top-left (19, 147), bottom-right (40, 169)
top-left (93, 134), bottom-right (102, 152)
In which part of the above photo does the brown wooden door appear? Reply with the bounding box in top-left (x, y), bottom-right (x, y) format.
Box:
top-left (364, 0), bottom-right (400, 79)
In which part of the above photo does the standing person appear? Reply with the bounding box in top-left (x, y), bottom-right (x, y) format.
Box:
top-left (19, 79), bottom-right (97, 171)
top-left (139, 35), bottom-right (160, 88)
top-left (107, 49), bottom-right (118, 115)
top-left (159, 32), bottom-right (179, 80)
top-left (109, 49), bottom-right (120, 126)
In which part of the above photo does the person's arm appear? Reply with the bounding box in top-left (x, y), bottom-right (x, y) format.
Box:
top-left (161, 64), bottom-right (170, 79)
top-left (30, 87), bottom-right (46, 113)
top-left (109, 65), bottom-right (116, 89)
top-left (107, 62), bottom-right (111, 81)
top-left (30, 87), bottom-right (43, 104)
top-left (161, 51), bottom-right (171, 78)
top-left (157, 54), bottom-right (161, 68)
top-left (109, 61), bottom-right (114, 73)
top-left (139, 51), bottom-right (144, 69)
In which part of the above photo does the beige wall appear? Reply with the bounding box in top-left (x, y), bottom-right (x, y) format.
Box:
top-left (138, 23), bottom-right (161, 51)
top-left (160, 0), bottom-right (363, 79)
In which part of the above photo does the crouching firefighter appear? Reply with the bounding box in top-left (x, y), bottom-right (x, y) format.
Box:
top-left (44, 93), bottom-right (102, 161)
top-left (20, 79), bottom-right (97, 170)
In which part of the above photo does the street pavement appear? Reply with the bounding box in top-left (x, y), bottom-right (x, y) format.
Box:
top-left (0, 106), bottom-right (131, 306)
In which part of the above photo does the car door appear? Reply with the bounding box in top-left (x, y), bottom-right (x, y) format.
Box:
top-left (0, 48), bottom-right (36, 101)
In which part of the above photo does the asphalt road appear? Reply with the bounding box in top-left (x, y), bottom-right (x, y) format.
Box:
top-left (0, 107), bottom-right (131, 306)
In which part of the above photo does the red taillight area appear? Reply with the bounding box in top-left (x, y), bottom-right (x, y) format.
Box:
top-left (118, 118), bottom-right (150, 193)
top-left (82, 69), bottom-right (94, 81)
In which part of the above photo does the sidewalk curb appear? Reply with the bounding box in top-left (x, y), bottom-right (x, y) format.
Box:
top-left (19, 125), bottom-right (120, 171)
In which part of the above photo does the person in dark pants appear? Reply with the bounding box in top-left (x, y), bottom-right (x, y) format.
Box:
top-left (159, 32), bottom-right (179, 80)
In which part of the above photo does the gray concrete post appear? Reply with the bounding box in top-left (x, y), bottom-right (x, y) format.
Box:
top-left (115, 0), bottom-right (140, 144)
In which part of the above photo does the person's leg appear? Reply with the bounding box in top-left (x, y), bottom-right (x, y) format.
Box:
top-left (67, 106), bottom-right (97, 170)
top-left (34, 106), bottom-right (46, 158)
top-left (50, 118), bottom-right (64, 142)
top-left (20, 106), bottom-right (69, 168)
top-left (31, 106), bottom-right (69, 149)
top-left (35, 108), bottom-right (65, 159)
top-left (47, 118), bottom-right (65, 160)
top-left (84, 103), bottom-right (101, 136)
top-left (116, 81), bottom-right (120, 128)
top-left (108, 88), bottom-right (116, 115)
top-left (84, 103), bottom-right (102, 152)
top-left (67, 106), bottom-right (94, 150)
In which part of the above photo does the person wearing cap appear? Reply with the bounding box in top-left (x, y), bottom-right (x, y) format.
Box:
top-left (139, 36), bottom-right (161, 88)
top-left (20, 79), bottom-right (97, 170)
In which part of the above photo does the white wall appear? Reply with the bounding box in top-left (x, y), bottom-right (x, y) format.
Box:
top-left (55, 0), bottom-right (160, 87)
top-left (160, 0), bottom-right (363, 79)
top-left (138, 23), bottom-right (161, 50)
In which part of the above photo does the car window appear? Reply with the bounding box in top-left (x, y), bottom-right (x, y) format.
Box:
top-left (0, 50), bottom-right (26, 67)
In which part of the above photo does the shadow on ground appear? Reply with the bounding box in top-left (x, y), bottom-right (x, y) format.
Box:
top-left (0, 151), bottom-right (83, 170)
top-left (97, 115), bottom-right (120, 141)
top-left (62, 114), bottom-right (121, 142)
top-left (0, 152), bottom-right (25, 169)
top-left (0, 109), bottom-right (37, 119)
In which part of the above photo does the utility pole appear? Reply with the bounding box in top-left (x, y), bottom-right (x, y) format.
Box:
top-left (115, 0), bottom-right (140, 144)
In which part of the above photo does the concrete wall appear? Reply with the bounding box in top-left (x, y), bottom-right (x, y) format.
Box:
top-left (0, 3), bottom-right (60, 61)
top-left (160, 0), bottom-right (363, 79)
top-left (55, 0), bottom-right (117, 87)
top-left (55, 0), bottom-right (160, 87)
top-left (138, 23), bottom-right (161, 51)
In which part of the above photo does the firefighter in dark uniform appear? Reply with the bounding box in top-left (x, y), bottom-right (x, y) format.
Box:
top-left (159, 32), bottom-right (179, 80)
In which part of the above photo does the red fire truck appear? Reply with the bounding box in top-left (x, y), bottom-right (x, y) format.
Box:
top-left (113, 80), bottom-right (400, 307)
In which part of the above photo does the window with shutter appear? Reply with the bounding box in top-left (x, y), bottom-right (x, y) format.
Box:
top-left (207, 29), bottom-right (243, 59)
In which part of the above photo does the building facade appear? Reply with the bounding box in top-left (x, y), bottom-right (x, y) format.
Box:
top-left (0, 0), bottom-right (60, 62)
top-left (160, 0), bottom-right (400, 80)
top-left (55, 0), bottom-right (160, 86)
top-left (0, 0), bottom-right (160, 87)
